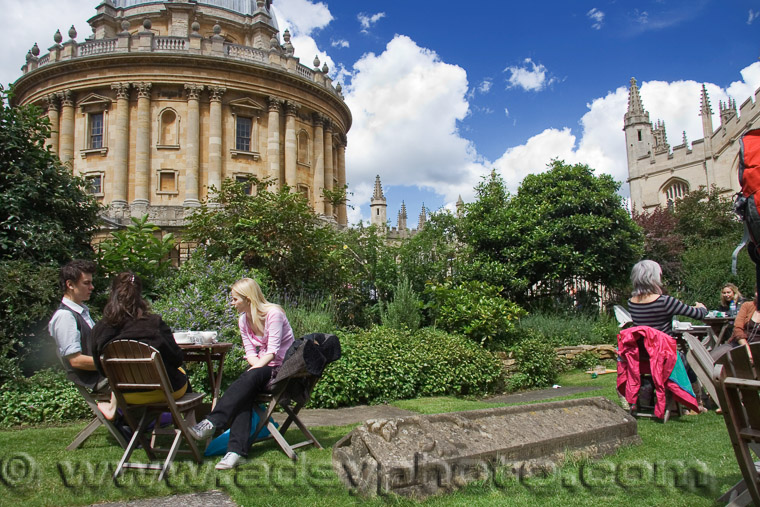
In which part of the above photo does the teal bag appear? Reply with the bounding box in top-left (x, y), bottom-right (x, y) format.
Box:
top-left (203, 406), bottom-right (277, 456)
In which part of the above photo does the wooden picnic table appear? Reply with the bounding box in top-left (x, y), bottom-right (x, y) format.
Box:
top-left (702, 314), bottom-right (735, 345)
top-left (179, 342), bottom-right (233, 409)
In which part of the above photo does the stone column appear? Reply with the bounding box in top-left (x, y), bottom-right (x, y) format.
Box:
top-left (44, 94), bottom-right (60, 155)
top-left (337, 136), bottom-right (347, 226)
top-left (312, 114), bottom-right (325, 214)
top-left (110, 83), bottom-right (131, 209)
top-left (132, 82), bottom-right (152, 208)
top-left (184, 83), bottom-right (204, 207)
top-left (58, 89), bottom-right (75, 166)
top-left (323, 119), bottom-right (334, 217)
top-left (284, 101), bottom-right (298, 191)
top-left (208, 86), bottom-right (226, 202)
top-left (267, 97), bottom-right (282, 189)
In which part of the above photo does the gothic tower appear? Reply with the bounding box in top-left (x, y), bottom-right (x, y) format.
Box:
top-left (623, 77), bottom-right (653, 180)
top-left (370, 175), bottom-right (387, 229)
top-left (397, 201), bottom-right (407, 230)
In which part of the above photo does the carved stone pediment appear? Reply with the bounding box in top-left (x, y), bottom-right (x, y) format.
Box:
top-left (228, 97), bottom-right (266, 115)
top-left (77, 92), bottom-right (111, 113)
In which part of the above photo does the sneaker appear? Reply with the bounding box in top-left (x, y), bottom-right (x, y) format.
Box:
top-left (188, 419), bottom-right (215, 440)
top-left (215, 452), bottom-right (243, 470)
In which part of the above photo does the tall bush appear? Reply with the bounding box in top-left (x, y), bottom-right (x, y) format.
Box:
top-left (508, 332), bottom-right (560, 391)
top-left (379, 276), bottom-right (422, 331)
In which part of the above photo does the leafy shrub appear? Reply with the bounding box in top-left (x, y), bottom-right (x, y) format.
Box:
top-left (508, 310), bottom-right (618, 348)
top-left (278, 292), bottom-right (339, 338)
top-left (380, 276), bottom-right (422, 331)
top-left (310, 326), bottom-right (504, 408)
top-left (96, 215), bottom-right (175, 300)
top-left (508, 333), bottom-right (560, 390)
top-left (424, 280), bottom-right (526, 345)
top-left (0, 368), bottom-right (90, 427)
top-left (0, 261), bottom-right (59, 384)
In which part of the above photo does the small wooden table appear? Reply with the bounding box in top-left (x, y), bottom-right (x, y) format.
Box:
top-left (179, 342), bottom-right (233, 409)
top-left (702, 315), bottom-right (735, 345)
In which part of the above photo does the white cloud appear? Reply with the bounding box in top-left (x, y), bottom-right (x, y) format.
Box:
top-left (344, 35), bottom-right (488, 223)
top-left (504, 107), bottom-right (510, 117)
top-left (331, 39), bottom-right (350, 48)
top-left (478, 79), bottom-right (493, 94)
top-left (504, 58), bottom-right (556, 92)
top-left (271, 0), bottom-right (332, 36)
top-left (492, 61), bottom-right (760, 196)
top-left (748, 9), bottom-right (759, 25)
top-left (634, 9), bottom-right (650, 24)
top-left (587, 8), bottom-right (605, 30)
top-left (357, 12), bottom-right (386, 32)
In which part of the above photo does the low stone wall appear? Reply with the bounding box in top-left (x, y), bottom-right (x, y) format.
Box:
top-left (496, 344), bottom-right (617, 374)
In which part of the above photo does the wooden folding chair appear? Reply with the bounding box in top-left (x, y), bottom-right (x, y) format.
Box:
top-left (249, 370), bottom-right (323, 460)
top-left (56, 356), bottom-right (128, 451)
top-left (100, 339), bottom-right (204, 481)
top-left (713, 341), bottom-right (760, 506)
top-left (683, 332), bottom-right (720, 411)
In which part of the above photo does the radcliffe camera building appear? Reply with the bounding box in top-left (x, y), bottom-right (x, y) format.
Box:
top-left (624, 77), bottom-right (760, 211)
top-left (12, 0), bottom-right (351, 255)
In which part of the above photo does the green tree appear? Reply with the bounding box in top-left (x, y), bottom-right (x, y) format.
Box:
top-left (184, 176), bottom-right (345, 294)
top-left (0, 87), bottom-right (100, 263)
top-left (463, 161), bottom-right (643, 302)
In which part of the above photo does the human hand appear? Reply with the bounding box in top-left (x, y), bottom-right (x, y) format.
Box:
top-left (695, 302), bottom-right (707, 310)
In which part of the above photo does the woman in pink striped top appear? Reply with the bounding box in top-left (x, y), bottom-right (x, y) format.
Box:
top-left (189, 278), bottom-right (294, 470)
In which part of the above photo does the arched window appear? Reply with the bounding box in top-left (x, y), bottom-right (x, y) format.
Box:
top-left (297, 130), bottom-right (310, 165)
top-left (157, 108), bottom-right (180, 148)
top-left (663, 179), bottom-right (689, 209)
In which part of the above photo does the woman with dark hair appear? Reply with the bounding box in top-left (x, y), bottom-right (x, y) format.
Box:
top-left (91, 272), bottom-right (188, 413)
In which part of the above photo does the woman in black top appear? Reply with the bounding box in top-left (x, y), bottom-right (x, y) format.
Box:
top-left (91, 272), bottom-right (188, 409)
top-left (627, 260), bottom-right (707, 336)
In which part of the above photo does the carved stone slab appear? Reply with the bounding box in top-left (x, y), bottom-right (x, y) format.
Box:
top-left (332, 396), bottom-right (640, 498)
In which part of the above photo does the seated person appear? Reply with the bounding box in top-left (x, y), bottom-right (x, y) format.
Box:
top-left (92, 272), bottom-right (189, 408)
top-left (49, 260), bottom-right (116, 417)
top-left (718, 283), bottom-right (744, 313)
top-left (712, 295), bottom-right (760, 361)
top-left (627, 260), bottom-right (707, 336)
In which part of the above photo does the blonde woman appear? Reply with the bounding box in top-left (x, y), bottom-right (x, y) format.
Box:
top-left (718, 283), bottom-right (744, 313)
top-left (189, 278), bottom-right (294, 470)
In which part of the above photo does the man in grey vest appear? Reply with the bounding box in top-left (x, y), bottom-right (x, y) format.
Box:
top-left (49, 260), bottom-right (116, 417)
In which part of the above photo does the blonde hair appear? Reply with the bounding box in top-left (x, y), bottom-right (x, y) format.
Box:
top-left (721, 283), bottom-right (742, 305)
top-left (230, 278), bottom-right (282, 335)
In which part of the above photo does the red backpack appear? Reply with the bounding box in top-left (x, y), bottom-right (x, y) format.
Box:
top-left (734, 129), bottom-right (760, 286)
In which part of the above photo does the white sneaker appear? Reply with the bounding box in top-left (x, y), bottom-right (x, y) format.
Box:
top-left (215, 452), bottom-right (243, 470)
top-left (188, 419), bottom-right (215, 440)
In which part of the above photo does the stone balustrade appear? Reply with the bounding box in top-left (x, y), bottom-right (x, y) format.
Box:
top-left (22, 34), bottom-right (339, 97)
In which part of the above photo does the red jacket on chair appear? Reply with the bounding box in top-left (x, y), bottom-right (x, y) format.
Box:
top-left (616, 325), bottom-right (699, 418)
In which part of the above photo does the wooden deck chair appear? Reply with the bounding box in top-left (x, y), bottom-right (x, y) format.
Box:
top-left (249, 370), bottom-right (324, 461)
top-left (100, 339), bottom-right (204, 481)
top-left (713, 342), bottom-right (760, 506)
top-left (56, 356), bottom-right (128, 451)
top-left (683, 332), bottom-right (720, 411)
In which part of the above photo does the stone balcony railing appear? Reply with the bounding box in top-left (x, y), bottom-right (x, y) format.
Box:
top-left (21, 33), bottom-right (338, 98)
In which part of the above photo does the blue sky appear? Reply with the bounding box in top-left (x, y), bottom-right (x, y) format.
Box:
top-left (2, 0), bottom-right (760, 226)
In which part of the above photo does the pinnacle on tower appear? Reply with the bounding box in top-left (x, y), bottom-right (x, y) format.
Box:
top-left (624, 77), bottom-right (650, 127)
top-left (398, 201), bottom-right (407, 230)
top-left (418, 203), bottom-right (427, 230)
top-left (372, 175), bottom-right (385, 200)
top-left (700, 84), bottom-right (713, 116)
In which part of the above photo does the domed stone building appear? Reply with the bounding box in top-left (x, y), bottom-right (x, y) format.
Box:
top-left (12, 0), bottom-right (351, 257)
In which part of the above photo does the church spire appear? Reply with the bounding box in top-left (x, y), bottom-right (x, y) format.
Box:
top-left (624, 77), bottom-right (650, 128)
top-left (418, 203), bottom-right (427, 230)
top-left (398, 201), bottom-right (407, 230)
top-left (700, 84), bottom-right (714, 148)
top-left (370, 175), bottom-right (387, 229)
top-left (372, 174), bottom-right (384, 200)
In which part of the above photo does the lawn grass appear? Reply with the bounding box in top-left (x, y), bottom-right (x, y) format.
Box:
top-left (0, 370), bottom-right (743, 506)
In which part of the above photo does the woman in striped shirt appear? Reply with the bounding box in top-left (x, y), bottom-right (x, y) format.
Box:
top-left (627, 260), bottom-right (707, 336)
